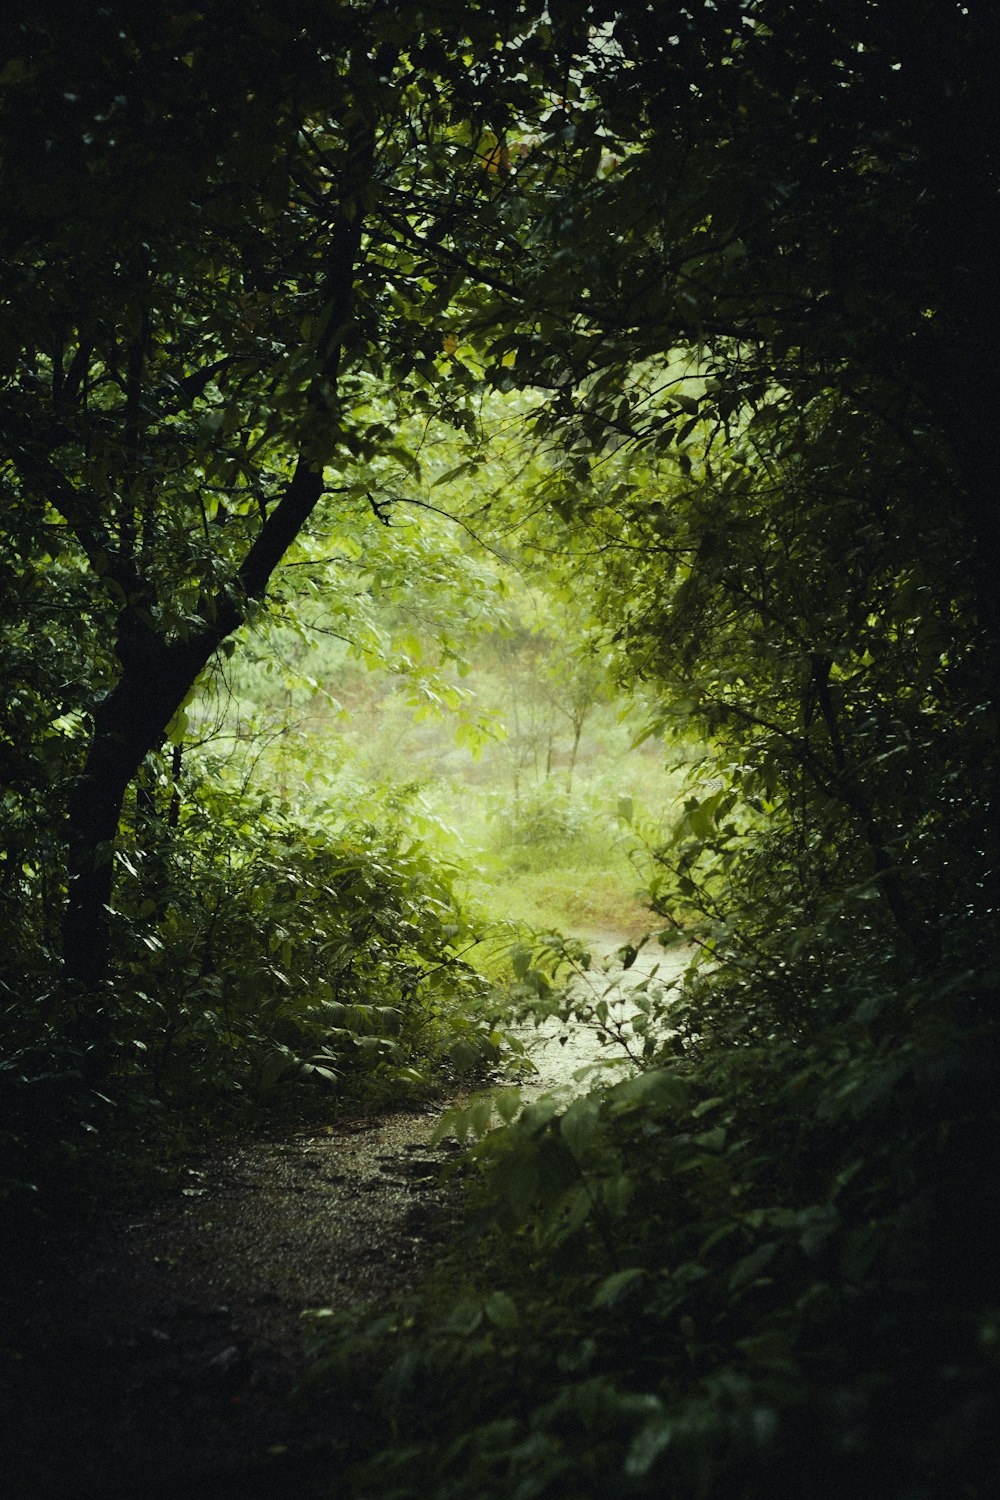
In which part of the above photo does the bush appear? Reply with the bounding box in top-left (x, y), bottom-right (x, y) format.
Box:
top-left (302, 837), bottom-right (999, 1500)
top-left (104, 767), bottom-right (504, 1108)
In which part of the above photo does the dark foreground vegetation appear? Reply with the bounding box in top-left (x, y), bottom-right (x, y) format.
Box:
top-left (2, 2), bottom-right (997, 1496)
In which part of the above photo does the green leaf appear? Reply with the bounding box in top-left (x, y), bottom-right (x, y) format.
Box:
top-left (483, 1291), bottom-right (519, 1330)
top-left (625, 1415), bottom-right (672, 1478)
top-left (559, 1096), bottom-right (601, 1159)
top-left (493, 1088), bottom-right (523, 1124)
top-left (432, 460), bottom-right (478, 488)
top-left (729, 1241), bottom-right (779, 1291)
top-left (606, 1068), bottom-right (689, 1118)
top-left (165, 708), bottom-right (188, 747)
top-left (592, 1267), bottom-right (645, 1308)
top-left (386, 444), bottom-right (422, 479)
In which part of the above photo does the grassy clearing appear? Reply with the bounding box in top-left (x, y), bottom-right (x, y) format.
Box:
top-left (467, 864), bottom-right (653, 939)
top-left (216, 620), bottom-right (702, 991)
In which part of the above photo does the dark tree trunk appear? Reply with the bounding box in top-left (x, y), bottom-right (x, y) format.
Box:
top-left (62, 635), bottom-right (227, 991)
top-left (61, 459), bottom-right (328, 1001)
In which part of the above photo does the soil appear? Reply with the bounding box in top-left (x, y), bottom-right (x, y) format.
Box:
top-left (1, 1107), bottom-right (467, 1499)
top-left (1, 936), bottom-right (687, 1499)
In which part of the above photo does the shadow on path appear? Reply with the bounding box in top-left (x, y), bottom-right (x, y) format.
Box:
top-left (2, 933), bottom-right (691, 1497)
top-left (2, 1109), bottom-right (463, 1498)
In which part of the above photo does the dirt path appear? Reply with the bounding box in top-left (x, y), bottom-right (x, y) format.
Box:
top-left (2, 1108), bottom-right (464, 1499)
top-left (2, 934), bottom-right (688, 1498)
top-left (515, 932), bottom-right (691, 1099)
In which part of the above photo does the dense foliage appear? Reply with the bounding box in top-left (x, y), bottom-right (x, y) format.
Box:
top-left (1, 1), bottom-right (997, 1495)
top-left (0, 0), bottom-right (593, 1165)
top-left (0, 0), bottom-right (598, 1000)
top-left (300, 4), bottom-right (997, 1497)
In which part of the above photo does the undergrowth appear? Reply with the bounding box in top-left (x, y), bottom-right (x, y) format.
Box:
top-left (301, 880), bottom-right (999, 1500)
top-left (0, 762), bottom-right (511, 1218)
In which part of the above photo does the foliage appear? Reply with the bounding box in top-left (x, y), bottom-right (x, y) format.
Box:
top-left (305, 913), bottom-right (998, 1500)
top-left (0, 0), bottom-right (608, 995)
top-left (296, 4), bottom-right (997, 1498)
top-left (488, 781), bottom-right (599, 865)
top-left (2, 4), bottom-right (998, 1495)
top-left (0, 761), bottom-right (504, 1206)
top-left (112, 766), bottom-right (494, 1097)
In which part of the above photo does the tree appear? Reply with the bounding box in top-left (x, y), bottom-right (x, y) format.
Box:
top-left (0, 1), bottom-right (605, 1015)
top-left (285, 15), bottom-right (999, 1493)
top-left (2, 0), bottom-right (994, 1066)
top-left (473, 0), bottom-right (998, 975)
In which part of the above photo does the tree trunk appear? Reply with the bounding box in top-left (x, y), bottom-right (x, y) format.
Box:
top-left (61, 458), bottom-right (327, 1001)
top-left (62, 634), bottom-right (227, 992)
top-left (58, 111), bottom-right (397, 1015)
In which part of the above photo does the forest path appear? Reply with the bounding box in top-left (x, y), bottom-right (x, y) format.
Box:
top-left (3, 931), bottom-right (683, 1499)
top-left (515, 930), bottom-right (690, 1099)
top-left (4, 1107), bottom-right (465, 1498)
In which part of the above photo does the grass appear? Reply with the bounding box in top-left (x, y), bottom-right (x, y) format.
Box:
top-left (460, 863), bottom-right (653, 944)
top-left (216, 623), bottom-right (702, 982)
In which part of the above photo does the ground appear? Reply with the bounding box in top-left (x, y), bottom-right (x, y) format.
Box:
top-left (1, 936), bottom-right (679, 1498)
top-left (2, 1107), bottom-right (465, 1499)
